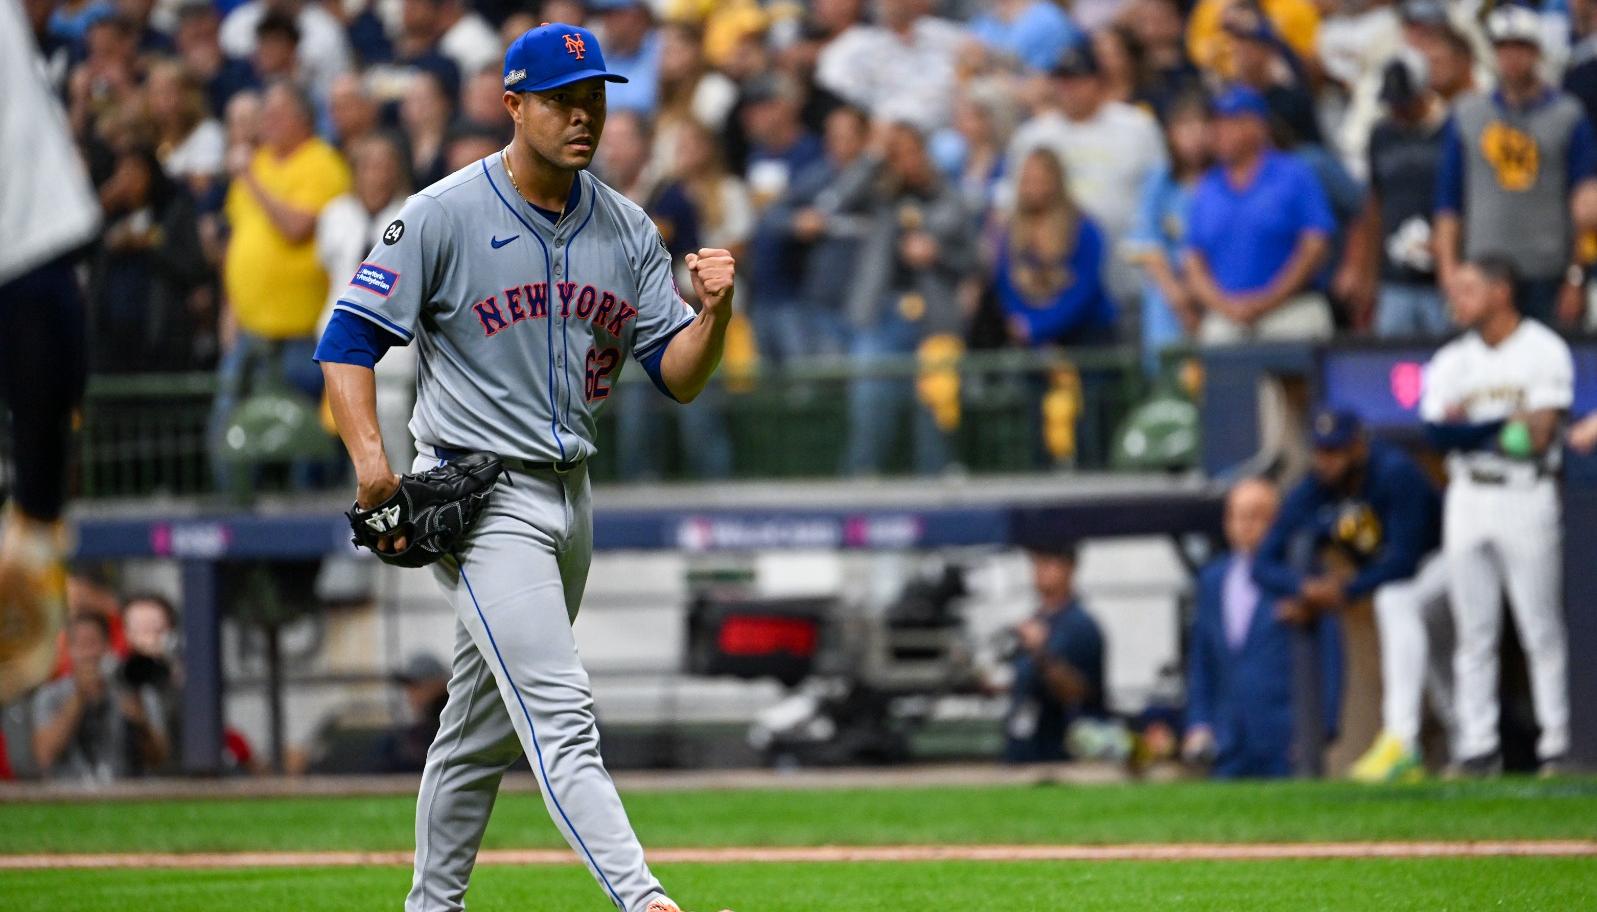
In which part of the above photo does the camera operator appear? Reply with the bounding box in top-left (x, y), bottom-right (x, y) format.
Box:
top-left (31, 612), bottom-right (169, 782)
top-left (1003, 541), bottom-right (1106, 763)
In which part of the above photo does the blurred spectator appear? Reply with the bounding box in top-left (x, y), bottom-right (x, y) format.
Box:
top-left (1222, 3), bottom-right (1321, 147)
top-left (31, 613), bottom-right (169, 782)
top-left (1004, 541), bottom-right (1105, 764)
top-left (815, 0), bottom-right (965, 129)
top-left (88, 145), bottom-right (209, 373)
top-left (935, 81), bottom-right (1018, 217)
top-left (1187, 0), bottom-right (1321, 80)
top-left (49, 0), bottom-right (112, 48)
top-left (1422, 24), bottom-right (1480, 107)
top-left (118, 0), bottom-right (171, 52)
top-left (457, 64), bottom-right (515, 142)
top-left (1358, 58), bottom-right (1451, 338)
top-left (1254, 409), bottom-right (1445, 782)
top-left (120, 593), bottom-right (182, 766)
top-left (173, 0), bottom-right (259, 119)
top-left (1127, 93), bottom-right (1212, 372)
top-left (316, 133), bottom-right (415, 466)
top-left (212, 81), bottom-right (350, 483)
top-left (590, 0), bottom-right (660, 114)
top-left (374, 653), bottom-right (448, 773)
top-left (327, 73), bottom-right (382, 153)
top-left (741, 74), bottom-right (823, 212)
top-left (993, 149), bottom-right (1114, 348)
top-left (652, 21), bottom-right (736, 176)
top-left (147, 60), bottom-right (226, 200)
top-left (1435, 6), bottom-right (1597, 327)
top-left (1006, 45), bottom-right (1167, 313)
top-left (1123, 0), bottom-right (1204, 119)
top-left (1183, 477), bottom-right (1342, 778)
top-left (967, 0), bottom-right (1082, 74)
top-left (1184, 86), bottom-right (1335, 344)
top-left (838, 121), bottom-right (977, 476)
top-left (615, 119), bottom-right (740, 480)
top-left (380, 0), bottom-right (466, 102)
top-left (252, 11), bottom-right (301, 84)
top-left (442, 124), bottom-right (502, 172)
top-left (410, 0), bottom-right (500, 80)
top-left (399, 70), bottom-right (456, 187)
top-left (750, 104), bottom-right (870, 364)
top-left (219, 0), bottom-right (350, 99)
top-left (1091, 23), bottom-right (1143, 107)
top-left (593, 108), bottom-right (656, 203)
top-left (67, 12), bottom-right (144, 138)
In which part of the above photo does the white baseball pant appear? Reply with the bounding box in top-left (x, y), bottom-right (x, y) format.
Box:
top-left (1372, 551), bottom-right (1456, 753)
top-left (1443, 477), bottom-right (1569, 761)
top-left (404, 453), bottom-right (666, 912)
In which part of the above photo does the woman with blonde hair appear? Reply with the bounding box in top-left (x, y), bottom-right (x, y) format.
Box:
top-left (145, 60), bottom-right (226, 198)
top-left (994, 148), bottom-right (1115, 347)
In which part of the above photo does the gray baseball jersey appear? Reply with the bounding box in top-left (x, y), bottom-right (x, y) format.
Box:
top-left (336, 155), bottom-right (698, 912)
top-left (334, 155), bottom-right (696, 463)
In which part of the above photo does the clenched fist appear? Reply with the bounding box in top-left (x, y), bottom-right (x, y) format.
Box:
top-left (684, 248), bottom-right (735, 316)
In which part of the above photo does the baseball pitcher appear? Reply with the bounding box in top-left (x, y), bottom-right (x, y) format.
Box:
top-left (315, 24), bottom-right (734, 912)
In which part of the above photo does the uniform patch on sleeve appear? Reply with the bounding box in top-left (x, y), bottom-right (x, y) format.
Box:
top-left (350, 263), bottom-right (400, 297)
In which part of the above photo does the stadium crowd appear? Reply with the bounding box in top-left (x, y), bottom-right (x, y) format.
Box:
top-left (28, 0), bottom-right (1597, 477)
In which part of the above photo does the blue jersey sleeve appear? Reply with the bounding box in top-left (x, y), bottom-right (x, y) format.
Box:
top-left (1252, 478), bottom-right (1319, 597)
top-left (1344, 459), bottom-right (1437, 599)
top-left (313, 309), bottom-right (403, 368)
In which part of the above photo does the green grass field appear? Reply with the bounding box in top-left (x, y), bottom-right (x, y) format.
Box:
top-left (5, 778), bottom-right (1596, 911)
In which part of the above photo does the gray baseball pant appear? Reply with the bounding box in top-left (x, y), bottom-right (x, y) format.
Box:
top-left (404, 454), bottom-right (665, 912)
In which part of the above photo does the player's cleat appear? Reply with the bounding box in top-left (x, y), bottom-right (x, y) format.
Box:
top-left (1445, 750), bottom-right (1503, 780)
top-left (1537, 754), bottom-right (1570, 779)
top-left (644, 898), bottom-right (734, 912)
top-left (0, 506), bottom-right (69, 704)
top-left (1349, 730), bottom-right (1423, 784)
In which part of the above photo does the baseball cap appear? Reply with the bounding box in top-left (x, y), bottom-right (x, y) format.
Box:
top-left (503, 22), bottom-right (630, 92)
top-left (1486, 5), bottom-right (1541, 49)
top-left (1310, 409), bottom-right (1363, 450)
top-left (1050, 44), bottom-right (1100, 79)
top-left (1211, 85), bottom-right (1270, 120)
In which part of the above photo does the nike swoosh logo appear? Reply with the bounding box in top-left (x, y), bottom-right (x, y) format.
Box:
top-left (490, 235), bottom-right (519, 249)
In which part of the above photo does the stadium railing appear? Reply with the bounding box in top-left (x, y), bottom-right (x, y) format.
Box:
top-left (73, 345), bottom-right (1183, 500)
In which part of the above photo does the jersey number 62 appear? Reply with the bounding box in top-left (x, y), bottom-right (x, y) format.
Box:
top-left (585, 346), bottom-right (619, 401)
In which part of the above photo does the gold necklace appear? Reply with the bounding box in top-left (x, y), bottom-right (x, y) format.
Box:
top-left (502, 146), bottom-right (568, 221)
top-left (501, 147), bottom-right (523, 198)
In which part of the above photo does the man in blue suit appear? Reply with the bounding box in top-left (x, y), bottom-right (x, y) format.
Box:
top-left (1184, 478), bottom-right (1343, 778)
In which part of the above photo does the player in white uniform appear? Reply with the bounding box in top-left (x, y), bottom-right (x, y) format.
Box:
top-left (1421, 255), bottom-right (1573, 774)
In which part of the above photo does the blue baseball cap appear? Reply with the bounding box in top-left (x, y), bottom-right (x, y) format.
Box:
top-left (1310, 409), bottom-right (1363, 449)
top-left (503, 23), bottom-right (630, 93)
top-left (1212, 85), bottom-right (1271, 120)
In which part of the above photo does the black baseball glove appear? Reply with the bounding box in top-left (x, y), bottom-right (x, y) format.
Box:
top-left (347, 452), bottom-right (504, 567)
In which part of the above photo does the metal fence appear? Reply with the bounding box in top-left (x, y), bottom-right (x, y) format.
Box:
top-left (70, 346), bottom-right (1186, 500)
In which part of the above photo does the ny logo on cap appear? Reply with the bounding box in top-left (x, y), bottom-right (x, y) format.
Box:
top-left (564, 33), bottom-right (586, 59)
